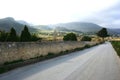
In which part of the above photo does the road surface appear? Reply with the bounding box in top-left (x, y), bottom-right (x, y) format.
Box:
top-left (0, 42), bottom-right (120, 80)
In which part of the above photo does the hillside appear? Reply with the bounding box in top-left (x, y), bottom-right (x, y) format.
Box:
top-left (17, 20), bottom-right (34, 26)
top-left (52, 22), bottom-right (120, 35)
top-left (110, 29), bottom-right (120, 34)
top-left (54, 26), bottom-right (82, 33)
top-left (54, 22), bottom-right (102, 33)
top-left (107, 29), bottom-right (120, 35)
top-left (0, 17), bottom-right (38, 34)
top-left (0, 17), bottom-right (119, 35)
top-left (34, 25), bottom-right (52, 30)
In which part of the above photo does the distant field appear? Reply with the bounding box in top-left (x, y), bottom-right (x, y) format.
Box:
top-left (111, 41), bottom-right (120, 57)
top-left (37, 30), bottom-right (70, 41)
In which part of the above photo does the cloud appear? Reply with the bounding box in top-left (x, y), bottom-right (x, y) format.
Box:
top-left (83, 2), bottom-right (120, 28)
top-left (0, 0), bottom-right (119, 29)
top-left (0, 0), bottom-right (119, 25)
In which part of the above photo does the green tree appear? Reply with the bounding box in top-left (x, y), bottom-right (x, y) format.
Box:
top-left (81, 36), bottom-right (91, 41)
top-left (20, 25), bottom-right (31, 42)
top-left (63, 33), bottom-right (77, 41)
top-left (7, 27), bottom-right (18, 42)
top-left (97, 28), bottom-right (108, 40)
top-left (0, 31), bottom-right (8, 42)
top-left (31, 34), bottom-right (42, 41)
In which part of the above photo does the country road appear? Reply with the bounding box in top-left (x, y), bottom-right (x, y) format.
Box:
top-left (0, 42), bottom-right (120, 80)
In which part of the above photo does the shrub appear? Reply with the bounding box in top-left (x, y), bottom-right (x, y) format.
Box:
top-left (31, 34), bottom-right (42, 41)
top-left (81, 36), bottom-right (91, 41)
top-left (4, 59), bottom-right (24, 65)
top-left (45, 53), bottom-right (55, 58)
top-left (63, 33), bottom-right (77, 41)
top-left (84, 44), bottom-right (91, 48)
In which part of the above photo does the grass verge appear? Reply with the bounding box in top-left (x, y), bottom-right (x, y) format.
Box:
top-left (111, 41), bottom-right (120, 57)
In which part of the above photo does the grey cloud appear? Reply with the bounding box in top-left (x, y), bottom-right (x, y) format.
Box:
top-left (83, 3), bottom-right (120, 28)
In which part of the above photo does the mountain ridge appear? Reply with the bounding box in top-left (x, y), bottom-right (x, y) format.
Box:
top-left (0, 17), bottom-right (119, 35)
top-left (53, 22), bottom-right (102, 32)
top-left (0, 17), bottom-right (38, 34)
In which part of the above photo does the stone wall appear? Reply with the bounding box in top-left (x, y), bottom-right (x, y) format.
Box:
top-left (0, 41), bottom-right (97, 65)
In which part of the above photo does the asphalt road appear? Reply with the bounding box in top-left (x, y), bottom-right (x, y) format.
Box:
top-left (0, 42), bottom-right (120, 80)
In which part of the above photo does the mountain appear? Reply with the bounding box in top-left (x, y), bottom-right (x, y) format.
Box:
top-left (17, 20), bottom-right (35, 26)
top-left (55, 27), bottom-right (70, 31)
top-left (107, 29), bottom-right (118, 35)
top-left (55, 26), bottom-right (82, 33)
top-left (34, 25), bottom-right (52, 30)
top-left (54, 22), bottom-right (102, 33)
top-left (0, 17), bottom-right (38, 34)
top-left (52, 22), bottom-right (120, 35)
top-left (0, 17), bottom-right (119, 35)
top-left (110, 29), bottom-right (120, 34)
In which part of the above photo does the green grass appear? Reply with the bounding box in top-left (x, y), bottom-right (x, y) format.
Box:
top-left (4, 59), bottom-right (24, 65)
top-left (111, 41), bottom-right (120, 57)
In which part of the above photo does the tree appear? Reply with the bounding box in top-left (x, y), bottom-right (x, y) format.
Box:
top-left (97, 28), bottom-right (108, 40)
top-left (20, 25), bottom-right (31, 42)
top-left (7, 27), bottom-right (18, 42)
top-left (31, 34), bottom-right (42, 41)
top-left (63, 33), bottom-right (77, 41)
top-left (0, 31), bottom-right (8, 42)
top-left (81, 36), bottom-right (91, 41)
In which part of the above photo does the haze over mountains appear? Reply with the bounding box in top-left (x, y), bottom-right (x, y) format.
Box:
top-left (0, 17), bottom-right (120, 35)
top-left (52, 22), bottom-right (120, 35)
top-left (53, 22), bottom-right (102, 33)
top-left (0, 17), bottom-right (38, 34)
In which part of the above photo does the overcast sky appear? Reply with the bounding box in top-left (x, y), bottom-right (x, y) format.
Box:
top-left (0, 0), bottom-right (120, 28)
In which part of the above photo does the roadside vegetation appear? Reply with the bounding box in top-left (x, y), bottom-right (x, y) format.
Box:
top-left (81, 36), bottom-right (92, 41)
top-left (0, 42), bottom-right (102, 74)
top-left (0, 25), bottom-right (41, 42)
top-left (97, 28), bottom-right (109, 41)
top-left (63, 33), bottom-right (77, 41)
top-left (111, 41), bottom-right (120, 57)
top-left (0, 27), bottom-right (108, 74)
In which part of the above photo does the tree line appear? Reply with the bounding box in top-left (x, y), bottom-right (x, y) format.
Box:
top-left (0, 27), bottom-right (108, 42)
top-left (63, 28), bottom-right (108, 41)
top-left (0, 25), bottom-right (41, 42)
